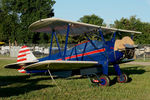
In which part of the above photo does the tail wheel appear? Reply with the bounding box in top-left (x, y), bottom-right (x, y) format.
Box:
top-left (117, 73), bottom-right (128, 83)
top-left (99, 75), bottom-right (110, 86)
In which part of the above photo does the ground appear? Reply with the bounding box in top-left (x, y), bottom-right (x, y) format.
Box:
top-left (0, 58), bottom-right (150, 100)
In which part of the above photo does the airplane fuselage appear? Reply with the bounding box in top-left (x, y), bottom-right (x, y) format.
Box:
top-left (39, 40), bottom-right (124, 65)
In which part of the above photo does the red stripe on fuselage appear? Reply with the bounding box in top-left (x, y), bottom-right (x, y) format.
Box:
top-left (57, 48), bottom-right (105, 60)
top-left (19, 49), bottom-right (30, 53)
top-left (74, 41), bottom-right (90, 46)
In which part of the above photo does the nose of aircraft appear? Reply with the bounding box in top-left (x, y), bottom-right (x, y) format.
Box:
top-left (114, 36), bottom-right (137, 59)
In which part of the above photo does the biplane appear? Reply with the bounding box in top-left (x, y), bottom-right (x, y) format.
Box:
top-left (4, 18), bottom-right (141, 86)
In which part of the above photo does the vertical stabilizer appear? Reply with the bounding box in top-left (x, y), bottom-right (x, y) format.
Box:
top-left (17, 46), bottom-right (37, 63)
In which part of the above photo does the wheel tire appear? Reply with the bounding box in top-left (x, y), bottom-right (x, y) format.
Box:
top-left (99, 75), bottom-right (110, 86)
top-left (117, 73), bottom-right (128, 83)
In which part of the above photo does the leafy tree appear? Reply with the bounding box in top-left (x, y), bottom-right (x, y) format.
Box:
top-left (0, 0), bottom-right (55, 44)
top-left (78, 14), bottom-right (104, 26)
top-left (74, 14), bottom-right (105, 42)
top-left (0, 0), bottom-right (2, 8)
top-left (0, 5), bottom-right (19, 44)
top-left (113, 16), bottom-right (142, 31)
top-left (113, 16), bottom-right (150, 44)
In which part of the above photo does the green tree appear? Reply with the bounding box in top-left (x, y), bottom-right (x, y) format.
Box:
top-left (113, 16), bottom-right (150, 44)
top-left (0, 0), bottom-right (55, 44)
top-left (0, 0), bottom-right (2, 8)
top-left (113, 16), bottom-right (142, 31)
top-left (0, 5), bottom-right (19, 44)
top-left (78, 14), bottom-right (104, 26)
top-left (75, 14), bottom-right (105, 42)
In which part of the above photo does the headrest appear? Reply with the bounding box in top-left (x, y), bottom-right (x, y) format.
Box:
top-left (114, 36), bottom-right (134, 51)
top-left (114, 40), bottom-right (125, 51)
top-left (121, 36), bottom-right (134, 45)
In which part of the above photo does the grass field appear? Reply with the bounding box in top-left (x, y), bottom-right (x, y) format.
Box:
top-left (135, 58), bottom-right (150, 62)
top-left (0, 59), bottom-right (150, 100)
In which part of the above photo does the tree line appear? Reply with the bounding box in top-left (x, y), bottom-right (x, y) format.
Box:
top-left (0, 0), bottom-right (150, 45)
top-left (0, 0), bottom-right (55, 45)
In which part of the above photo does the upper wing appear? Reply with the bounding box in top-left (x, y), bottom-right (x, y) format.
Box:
top-left (29, 17), bottom-right (141, 35)
top-left (24, 60), bottom-right (98, 71)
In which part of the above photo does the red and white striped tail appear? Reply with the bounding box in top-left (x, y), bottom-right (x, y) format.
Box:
top-left (17, 46), bottom-right (37, 63)
top-left (17, 67), bottom-right (26, 73)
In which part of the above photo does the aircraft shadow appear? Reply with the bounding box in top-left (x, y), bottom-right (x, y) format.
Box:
top-left (0, 65), bottom-right (146, 96)
top-left (109, 65), bottom-right (146, 86)
top-left (109, 65), bottom-right (146, 75)
top-left (67, 65), bottom-right (146, 86)
top-left (0, 75), bottom-right (55, 97)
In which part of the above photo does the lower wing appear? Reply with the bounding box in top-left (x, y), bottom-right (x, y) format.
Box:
top-left (24, 60), bottom-right (98, 71)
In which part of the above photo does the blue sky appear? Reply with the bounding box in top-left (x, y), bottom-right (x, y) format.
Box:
top-left (54, 0), bottom-right (150, 24)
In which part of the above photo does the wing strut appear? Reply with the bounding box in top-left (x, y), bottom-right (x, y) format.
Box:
top-left (49, 29), bottom-right (54, 57)
top-left (63, 24), bottom-right (70, 60)
top-left (54, 31), bottom-right (62, 57)
top-left (111, 31), bottom-right (117, 42)
top-left (98, 29), bottom-right (105, 42)
top-left (47, 64), bottom-right (61, 91)
top-left (85, 34), bottom-right (97, 49)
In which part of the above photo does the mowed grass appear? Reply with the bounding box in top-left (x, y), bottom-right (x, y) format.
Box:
top-left (0, 59), bottom-right (150, 100)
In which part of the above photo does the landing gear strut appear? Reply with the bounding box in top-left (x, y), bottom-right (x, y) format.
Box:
top-left (113, 64), bottom-right (128, 83)
top-left (117, 73), bottom-right (128, 83)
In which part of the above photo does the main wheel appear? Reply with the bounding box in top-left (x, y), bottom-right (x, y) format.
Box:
top-left (117, 73), bottom-right (128, 83)
top-left (99, 75), bottom-right (110, 86)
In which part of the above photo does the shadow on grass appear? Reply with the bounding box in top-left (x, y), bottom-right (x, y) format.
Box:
top-left (109, 65), bottom-right (146, 75)
top-left (67, 65), bottom-right (146, 86)
top-left (109, 65), bottom-right (146, 86)
top-left (0, 75), bottom-right (55, 97)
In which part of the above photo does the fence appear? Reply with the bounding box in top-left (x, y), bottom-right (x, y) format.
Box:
top-left (0, 43), bottom-right (75, 58)
top-left (135, 44), bottom-right (150, 61)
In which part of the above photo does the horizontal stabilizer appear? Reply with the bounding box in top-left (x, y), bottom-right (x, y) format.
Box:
top-left (4, 63), bottom-right (22, 69)
top-left (4, 62), bottom-right (36, 69)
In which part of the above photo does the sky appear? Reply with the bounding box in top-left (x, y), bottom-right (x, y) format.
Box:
top-left (54, 0), bottom-right (150, 24)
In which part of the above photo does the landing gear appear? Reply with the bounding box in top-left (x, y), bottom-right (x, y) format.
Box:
top-left (117, 73), bottom-right (128, 83)
top-left (99, 75), bottom-right (110, 86)
top-left (90, 74), bottom-right (110, 86)
top-left (113, 64), bottom-right (128, 83)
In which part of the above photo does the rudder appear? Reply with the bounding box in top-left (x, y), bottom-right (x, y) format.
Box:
top-left (17, 46), bottom-right (37, 63)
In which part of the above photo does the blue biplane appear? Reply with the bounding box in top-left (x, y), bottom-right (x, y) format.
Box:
top-left (4, 18), bottom-right (141, 86)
